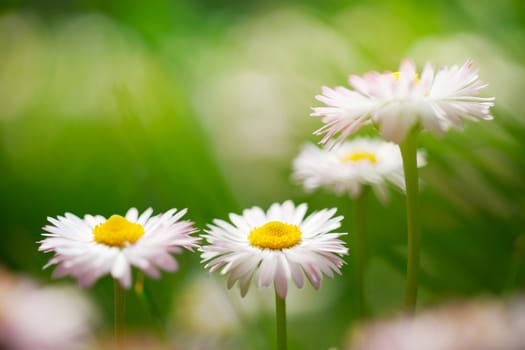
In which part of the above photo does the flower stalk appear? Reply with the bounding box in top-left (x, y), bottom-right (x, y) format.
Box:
top-left (399, 127), bottom-right (421, 314)
top-left (134, 272), bottom-right (165, 339)
top-left (354, 187), bottom-right (369, 317)
top-left (114, 280), bottom-right (125, 349)
top-left (275, 290), bottom-right (287, 350)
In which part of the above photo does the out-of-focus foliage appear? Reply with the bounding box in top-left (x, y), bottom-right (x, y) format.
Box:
top-left (1, 0), bottom-right (524, 349)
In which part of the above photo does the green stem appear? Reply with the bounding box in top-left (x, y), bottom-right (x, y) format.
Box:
top-left (275, 291), bottom-right (287, 350)
top-left (399, 128), bottom-right (421, 315)
top-left (134, 272), bottom-right (165, 339)
top-left (114, 280), bottom-right (125, 349)
top-left (354, 187), bottom-right (369, 317)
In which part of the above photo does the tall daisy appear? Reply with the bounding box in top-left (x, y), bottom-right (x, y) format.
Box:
top-left (292, 138), bottom-right (425, 316)
top-left (200, 200), bottom-right (348, 350)
top-left (39, 207), bottom-right (199, 346)
top-left (311, 58), bottom-right (494, 314)
top-left (312, 58), bottom-right (494, 146)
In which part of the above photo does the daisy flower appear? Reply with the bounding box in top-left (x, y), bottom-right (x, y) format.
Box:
top-left (292, 138), bottom-right (426, 201)
top-left (200, 200), bottom-right (348, 299)
top-left (39, 207), bottom-right (199, 288)
top-left (312, 58), bottom-right (495, 145)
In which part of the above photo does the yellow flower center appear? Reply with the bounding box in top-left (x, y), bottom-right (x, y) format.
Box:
top-left (342, 151), bottom-right (377, 163)
top-left (93, 215), bottom-right (144, 247)
top-left (392, 71), bottom-right (420, 83)
top-left (248, 221), bottom-right (302, 250)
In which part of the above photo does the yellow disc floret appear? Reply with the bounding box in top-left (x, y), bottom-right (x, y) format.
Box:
top-left (392, 71), bottom-right (420, 83)
top-left (248, 221), bottom-right (302, 250)
top-left (93, 215), bottom-right (144, 247)
top-left (342, 151), bottom-right (377, 164)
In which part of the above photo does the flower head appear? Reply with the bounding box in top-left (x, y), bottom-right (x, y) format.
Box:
top-left (39, 207), bottom-right (199, 288)
top-left (292, 138), bottom-right (426, 201)
top-left (200, 201), bottom-right (348, 299)
top-left (312, 58), bottom-right (495, 145)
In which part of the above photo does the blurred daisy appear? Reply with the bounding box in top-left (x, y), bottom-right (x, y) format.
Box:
top-left (200, 200), bottom-right (348, 299)
top-left (347, 296), bottom-right (525, 350)
top-left (312, 58), bottom-right (494, 144)
top-left (0, 267), bottom-right (96, 350)
top-left (292, 138), bottom-right (426, 201)
top-left (39, 207), bottom-right (199, 288)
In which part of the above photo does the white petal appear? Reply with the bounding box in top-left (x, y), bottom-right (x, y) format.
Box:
top-left (274, 254), bottom-right (291, 298)
top-left (111, 253), bottom-right (131, 288)
top-left (243, 207), bottom-right (267, 227)
top-left (153, 253), bottom-right (179, 272)
top-left (125, 208), bottom-right (139, 222)
top-left (291, 203), bottom-right (308, 225)
top-left (137, 208), bottom-right (154, 225)
top-left (303, 262), bottom-right (322, 290)
top-left (239, 270), bottom-right (254, 297)
top-left (256, 252), bottom-right (277, 287)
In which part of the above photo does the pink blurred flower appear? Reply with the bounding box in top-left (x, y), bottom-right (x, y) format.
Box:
top-left (0, 268), bottom-right (96, 350)
top-left (347, 297), bottom-right (525, 350)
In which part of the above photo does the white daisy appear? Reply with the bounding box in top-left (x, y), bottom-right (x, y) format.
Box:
top-left (312, 58), bottom-right (495, 145)
top-left (39, 207), bottom-right (199, 288)
top-left (292, 138), bottom-right (426, 201)
top-left (200, 200), bottom-right (348, 299)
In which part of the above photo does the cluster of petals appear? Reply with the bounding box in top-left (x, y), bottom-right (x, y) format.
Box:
top-left (200, 200), bottom-right (348, 299)
top-left (312, 58), bottom-right (495, 145)
top-left (39, 207), bottom-right (199, 288)
top-left (292, 138), bottom-right (426, 201)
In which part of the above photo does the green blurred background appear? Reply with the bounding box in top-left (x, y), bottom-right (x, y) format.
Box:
top-left (1, 0), bottom-right (525, 348)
